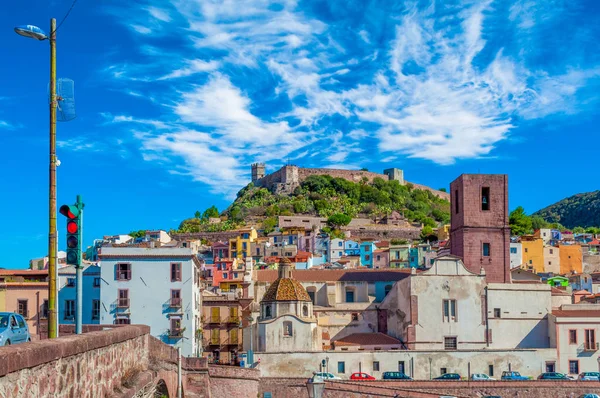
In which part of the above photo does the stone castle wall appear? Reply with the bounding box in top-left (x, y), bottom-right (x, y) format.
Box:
top-left (253, 165), bottom-right (450, 200)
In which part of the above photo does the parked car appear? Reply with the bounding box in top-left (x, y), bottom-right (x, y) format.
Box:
top-left (382, 372), bottom-right (412, 380)
top-left (0, 312), bottom-right (31, 346)
top-left (349, 372), bottom-right (376, 381)
top-left (501, 371), bottom-right (528, 380)
top-left (313, 372), bottom-right (342, 381)
top-left (537, 372), bottom-right (569, 380)
top-left (471, 373), bottom-right (495, 381)
top-left (434, 373), bottom-right (461, 380)
top-left (579, 372), bottom-right (600, 381)
top-left (578, 395), bottom-right (600, 398)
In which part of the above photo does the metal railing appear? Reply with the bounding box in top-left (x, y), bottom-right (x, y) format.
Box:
top-left (583, 342), bottom-right (599, 351)
top-left (169, 328), bottom-right (184, 338)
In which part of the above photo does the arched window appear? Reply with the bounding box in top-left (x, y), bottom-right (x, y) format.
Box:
top-left (302, 305), bottom-right (308, 317)
top-left (384, 285), bottom-right (393, 296)
top-left (283, 321), bottom-right (293, 336)
top-left (265, 305), bottom-right (272, 318)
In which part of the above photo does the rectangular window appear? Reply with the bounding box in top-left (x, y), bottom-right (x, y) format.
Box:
top-left (510, 247), bottom-right (517, 254)
top-left (118, 289), bottom-right (129, 308)
top-left (170, 318), bottom-right (182, 336)
top-left (93, 277), bottom-right (101, 288)
top-left (444, 336), bottom-right (457, 350)
top-left (398, 361), bottom-right (405, 374)
top-left (488, 365), bottom-right (494, 377)
top-left (455, 190), bottom-right (459, 214)
top-left (65, 300), bottom-right (75, 319)
top-left (171, 289), bottom-right (182, 307)
top-left (211, 328), bottom-right (220, 344)
top-left (585, 329), bottom-right (596, 350)
top-left (17, 300), bottom-right (28, 319)
top-left (346, 290), bottom-right (355, 303)
top-left (365, 246), bottom-right (370, 252)
top-left (443, 299), bottom-right (457, 322)
top-left (373, 361), bottom-right (380, 371)
top-left (441, 367), bottom-right (447, 375)
top-left (569, 360), bottom-right (579, 374)
top-left (171, 263), bottom-right (182, 282)
top-left (483, 243), bottom-right (491, 257)
top-left (481, 187), bottom-right (490, 211)
top-left (525, 248), bottom-right (528, 253)
top-left (338, 241), bottom-right (343, 247)
top-left (546, 362), bottom-right (555, 373)
top-left (230, 328), bottom-right (238, 344)
top-left (549, 249), bottom-right (554, 254)
top-left (494, 308), bottom-right (501, 318)
top-left (223, 273), bottom-right (228, 279)
top-left (66, 278), bottom-right (75, 287)
top-left (351, 313), bottom-right (359, 321)
top-left (116, 263), bottom-right (131, 281)
top-left (92, 300), bottom-right (100, 320)
top-left (338, 362), bottom-right (345, 374)
top-left (41, 300), bottom-right (49, 319)
top-left (377, 255), bottom-right (381, 261)
top-left (115, 317), bottom-right (131, 325)
top-left (365, 255), bottom-right (370, 261)
top-left (569, 329), bottom-right (577, 344)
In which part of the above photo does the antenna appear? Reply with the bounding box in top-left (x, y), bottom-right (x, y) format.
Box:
top-left (55, 78), bottom-right (76, 122)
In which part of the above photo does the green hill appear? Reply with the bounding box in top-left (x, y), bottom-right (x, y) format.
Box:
top-left (177, 175), bottom-right (450, 234)
top-left (533, 191), bottom-right (600, 229)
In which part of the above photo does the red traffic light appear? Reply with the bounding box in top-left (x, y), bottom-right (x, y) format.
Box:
top-left (59, 204), bottom-right (80, 219)
top-left (67, 221), bottom-right (78, 234)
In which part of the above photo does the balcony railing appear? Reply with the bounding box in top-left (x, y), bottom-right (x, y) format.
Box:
top-left (209, 316), bottom-right (221, 323)
top-left (169, 328), bottom-right (184, 338)
top-left (226, 316), bottom-right (240, 324)
top-left (584, 342), bottom-right (599, 351)
top-left (169, 297), bottom-right (182, 308)
top-left (117, 298), bottom-right (130, 308)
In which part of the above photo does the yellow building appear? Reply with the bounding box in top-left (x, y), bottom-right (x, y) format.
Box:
top-left (229, 228), bottom-right (258, 259)
top-left (559, 245), bottom-right (582, 275)
top-left (521, 237), bottom-right (544, 273)
top-left (437, 225), bottom-right (450, 241)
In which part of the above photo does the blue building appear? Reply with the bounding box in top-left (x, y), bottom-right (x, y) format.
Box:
top-left (58, 264), bottom-right (101, 325)
top-left (360, 241), bottom-right (377, 268)
top-left (344, 240), bottom-right (360, 256)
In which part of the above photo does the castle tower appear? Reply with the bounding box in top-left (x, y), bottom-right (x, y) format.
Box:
top-left (450, 174), bottom-right (510, 283)
top-left (384, 168), bottom-right (404, 185)
top-left (251, 163), bottom-right (266, 183)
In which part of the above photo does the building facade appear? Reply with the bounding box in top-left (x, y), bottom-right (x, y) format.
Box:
top-left (98, 247), bottom-right (202, 356)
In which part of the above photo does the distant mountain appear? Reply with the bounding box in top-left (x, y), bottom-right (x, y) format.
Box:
top-left (533, 191), bottom-right (600, 229)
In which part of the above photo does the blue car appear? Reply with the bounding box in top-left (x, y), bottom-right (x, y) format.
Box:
top-left (501, 371), bottom-right (528, 380)
top-left (0, 312), bottom-right (31, 345)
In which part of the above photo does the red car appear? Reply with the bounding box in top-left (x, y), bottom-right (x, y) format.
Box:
top-left (350, 372), bottom-right (376, 380)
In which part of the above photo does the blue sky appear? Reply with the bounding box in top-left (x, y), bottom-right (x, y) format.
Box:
top-left (1, 0), bottom-right (599, 268)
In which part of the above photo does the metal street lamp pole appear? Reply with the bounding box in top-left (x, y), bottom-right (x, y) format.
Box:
top-left (48, 18), bottom-right (58, 339)
top-left (15, 19), bottom-right (58, 339)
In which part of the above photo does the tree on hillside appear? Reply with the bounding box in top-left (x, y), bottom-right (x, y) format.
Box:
top-left (129, 230), bottom-right (146, 238)
top-left (531, 215), bottom-right (549, 231)
top-left (194, 210), bottom-right (201, 219)
top-left (438, 188), bottom-right (447, 192)
top-left (573, 226), bottom-right (585, 234)
top-left (327, 213), bottom-right (352, 228)
top-left (509, 206), bottom-right (533, 236)
top-left (202, 205), bottom-right (219, 220)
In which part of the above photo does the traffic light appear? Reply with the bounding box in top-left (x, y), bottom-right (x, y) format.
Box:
top-left (59, 198), bottom-right (83, 267)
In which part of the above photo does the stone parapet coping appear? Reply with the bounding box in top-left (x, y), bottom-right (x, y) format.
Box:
top-left (0, 325), bottom-right (150, 377)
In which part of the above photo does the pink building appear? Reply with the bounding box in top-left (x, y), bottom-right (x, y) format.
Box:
top-left (373, 249), bottom-right (390, 269)
top-left (0, 269), bottom-right (49, 339)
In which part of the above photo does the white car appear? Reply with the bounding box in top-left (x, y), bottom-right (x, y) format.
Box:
top-left (470, 373), bottom-right (496, 381)
top-left (313, 372), bottom-right (342, 381)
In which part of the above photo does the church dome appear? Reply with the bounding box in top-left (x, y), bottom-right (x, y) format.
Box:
top-left (261, 258), bottom-right (311, 302)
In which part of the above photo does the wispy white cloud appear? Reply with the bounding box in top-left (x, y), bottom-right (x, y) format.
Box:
top-left (158, 59), bottom-right (220, 80)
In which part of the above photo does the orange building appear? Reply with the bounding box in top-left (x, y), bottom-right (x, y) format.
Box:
top-left (0, 269), bottom-right (48, 339)
top-left (521, 236), bottom-right (544, 273)
top-left (559, 244), bottom-right (582, 275)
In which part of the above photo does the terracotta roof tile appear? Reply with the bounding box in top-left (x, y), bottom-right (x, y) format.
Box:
top-left (255, 269), bottom-right (411, 283)
top-left (0, 270), bottom-right (48, 276)
top-left (552, 309), bottom-right (600, 318)
top-left (332, 333), bottom-right (402, 346)
top-left (261, 278), bottom-right (311, 302)
top-left (573, 290), bottom-right (591, 295)
top-left (551, 287), bottom-right (571, 296)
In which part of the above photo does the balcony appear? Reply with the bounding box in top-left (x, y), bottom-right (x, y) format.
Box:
top-left (169, 328), bottom-right (184, 339)
top-left (169, 297), bottom-right (182, 308)
top-left (209, 316), bottom-right (221, 324)
top-left (226, 316), bottom-right (240, 324)
top-left (117, 298), bottom-right (130, 308)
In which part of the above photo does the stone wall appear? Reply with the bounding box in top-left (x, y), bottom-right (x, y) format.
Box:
top-left (344, 226), bottom-right (422, 240)
top-left (0, 325), bottom-right (150, 398)
top-left (209, 365), bottom-right (260, 398)
top-left (260, 378), bottom-right (600, 398)
top-left (173, 231), bottom-right (240, 243)
top-left (584, 253), bottom-right (600, 273)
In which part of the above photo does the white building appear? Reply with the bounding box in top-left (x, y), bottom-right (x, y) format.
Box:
top-left (98, 247), bottom-right (201, 356)
top-left (145, 230), bottom-right (172, 244)
top-left (510, 242), bottom-right (522, 268)
top-left (58, 264), bottom-right (101, 325)
top-left (329, 239), bottom-right (345, 263)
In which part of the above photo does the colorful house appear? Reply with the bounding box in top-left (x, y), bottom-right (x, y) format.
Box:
top-left (559, 244), bottom-right (583, 275)
top-left (359, 241), bottom-right (377, 268)
top-left (344, 240), bottom-right (360, 256)
top-left (521, 236), bottom-right (544, 273)
top-left (373, 249), bottom-right (389, 268)
top-left (543, 246), bottom-right (560, 274)
top-left (229, 228), bottom-right (257, 259)
top-left (389, 243), bottom-right (410, 268)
